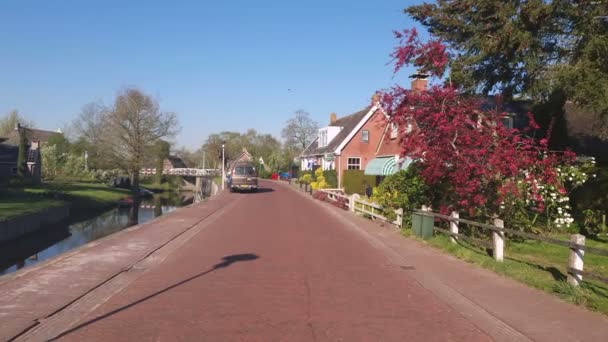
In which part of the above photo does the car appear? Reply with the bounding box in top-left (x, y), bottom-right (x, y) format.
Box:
top-left (229, 162), bottom-right (258, 192)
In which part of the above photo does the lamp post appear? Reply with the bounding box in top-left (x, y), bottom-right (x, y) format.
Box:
top-left (221, 141), bottom-right (225, 190)
top-left (84, 151), bottom-right (88, 172)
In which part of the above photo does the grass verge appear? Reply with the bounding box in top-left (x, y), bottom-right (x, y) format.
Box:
top-left (1, 181), bottom-right (131, 221)
top-left (407, 229), bottom-right (608, 315)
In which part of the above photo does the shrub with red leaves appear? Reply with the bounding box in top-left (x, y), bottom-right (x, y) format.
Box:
top-left (379, 29), bottom-right (579, 220)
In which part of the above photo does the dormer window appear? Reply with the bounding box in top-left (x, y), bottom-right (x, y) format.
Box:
top-left (319, 129), bottom-right (328, 147)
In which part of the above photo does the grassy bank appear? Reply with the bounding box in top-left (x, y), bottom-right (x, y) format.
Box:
top-left (140, 176), bottom-right (181, 192)
top-left (1, 181), bottom-right (131, 221)
top-left (405, 229), bottom-right (608, 314)
top-left (0, 192), bottom-right (64, 221)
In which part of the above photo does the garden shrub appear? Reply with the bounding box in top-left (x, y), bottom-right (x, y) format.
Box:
top-left (343, 170), bottom-right (376, 195)
top-left (373, 164), bottom-right (429, 224)
top-left (323, 170), bottom-right (337, 188)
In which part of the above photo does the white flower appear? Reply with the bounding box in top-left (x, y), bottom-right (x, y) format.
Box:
top-left (593, 174), bottom-right (597, 178)
top-left (568, 177), bottom-right (573, 181)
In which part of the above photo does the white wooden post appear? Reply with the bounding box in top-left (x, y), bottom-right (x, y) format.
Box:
top-left (450, 211), bottom-right (459, 244)
top-left (395, 208), bottom-right (403, 228)
top-left (349, 194), bottom-right (359, 212)
top-left (568, 234), bottom-right (585, 286)
top-left (492, 218), bottom-right (505, 262)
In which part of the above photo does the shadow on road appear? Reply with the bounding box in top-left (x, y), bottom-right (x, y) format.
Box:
top-left (231, 188), bottom-right (275, 194)
top-left (51, 253), bottom-right (260, 341)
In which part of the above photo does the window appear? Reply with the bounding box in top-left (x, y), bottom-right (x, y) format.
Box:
top-left (361, 130), bottom-right (369, 143)
top-left (319, 130), bottom-right (328, 147)
top-left (501, 117), bottom-right (514, 129)
top-left (347, 157), bottom-right (361, 170)
top-left (234, 166), bottom-right (256, 176)
top-left (390, 123), bottom-right (398, 139)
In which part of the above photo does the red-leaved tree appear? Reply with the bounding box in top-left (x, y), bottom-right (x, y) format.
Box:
top-left (379, 29), bottom-right (581, 226)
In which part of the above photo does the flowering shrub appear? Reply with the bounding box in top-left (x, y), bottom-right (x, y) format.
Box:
top-left (310, 168), bottom-right (328, 190)
top-left (378, 28), bottom-right (587, 232)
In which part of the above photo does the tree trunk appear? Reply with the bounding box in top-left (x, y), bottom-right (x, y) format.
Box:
top-left (131, 170), bottom-right (140, 196)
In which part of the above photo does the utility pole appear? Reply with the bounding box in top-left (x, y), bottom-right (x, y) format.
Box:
top-left (202, 151), bottom-right (206, 169)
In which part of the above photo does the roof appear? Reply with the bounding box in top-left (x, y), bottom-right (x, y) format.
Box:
top-left (228, 149), bottom-right (253, 169)
top-left (0, 144), bottom-right (19, 163)
top-left (300, 107), bottom-right (371, 157)
top-left (1, 127), bottom-right (59, 146)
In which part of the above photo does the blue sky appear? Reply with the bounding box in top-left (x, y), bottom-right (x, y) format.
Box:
top-left (0, 0), bottom-right (424, 149)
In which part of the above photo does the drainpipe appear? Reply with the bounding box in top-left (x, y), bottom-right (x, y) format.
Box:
top-left (337, 153), bottom-right (341, 189)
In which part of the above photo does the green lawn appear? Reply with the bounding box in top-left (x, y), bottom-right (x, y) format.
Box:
top-left (0, 181), bottom-right (131, 221)
top-left (0, 193), bottom-right (64, 221)
top-left (407, 229), bottom-right (608, 315)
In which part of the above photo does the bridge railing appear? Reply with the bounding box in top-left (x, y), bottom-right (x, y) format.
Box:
top-left (140, 168), bottom-right (220, 177)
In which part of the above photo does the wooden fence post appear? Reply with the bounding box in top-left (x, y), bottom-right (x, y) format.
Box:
top-left (450, 211), bottom-right (459, 244)
top-left (350, 194), bottom-right (360, 212)
top-left (395, 208), bottom-right (403, 228)
top-left (492, 218), bottom-right (505, 262)
top-left (568, 234), bottom-right (585, 286)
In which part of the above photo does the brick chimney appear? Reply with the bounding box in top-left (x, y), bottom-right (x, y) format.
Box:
top-left (329, 112), bottom-right (337, 125)
top-left (371, 93), bottom-right (381, 105)
top-left (410, 70), bottom-right (429, 92)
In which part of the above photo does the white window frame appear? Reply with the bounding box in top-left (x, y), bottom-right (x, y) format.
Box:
top-left (361, 130), bottom-right (369, 143)
top-left (390, 122), bottom-right (398, 139)
top-left (347, 157), bottom-right (361, 170)
top-left (319, 129), bottom-right (328, 147)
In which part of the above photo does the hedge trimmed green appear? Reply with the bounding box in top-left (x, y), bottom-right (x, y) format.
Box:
top-left (343, 170), bottom-right (376, 195)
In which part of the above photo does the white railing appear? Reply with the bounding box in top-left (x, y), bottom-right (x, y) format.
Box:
top-left (140, 168), bottom-right (220, 177)
top-left (317, 189), bottom-right (403, 228)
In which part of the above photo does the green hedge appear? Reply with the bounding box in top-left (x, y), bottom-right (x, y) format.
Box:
top-left (343, 170), bottom-right (376, 195)
top-left (323, 170), bottom-right (337, 188)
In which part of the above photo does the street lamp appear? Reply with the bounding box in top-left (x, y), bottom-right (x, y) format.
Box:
top-left (84, 151), bottom-right (88, 172)
top-left (221, 141), bottom-right (225, 190)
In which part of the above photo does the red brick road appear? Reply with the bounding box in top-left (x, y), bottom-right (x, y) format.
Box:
top-left (54, 182), bottom-right (490, 341)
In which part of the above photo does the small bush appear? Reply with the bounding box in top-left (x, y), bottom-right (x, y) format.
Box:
top-left (323, 170), bottom-right (337, 188)
top-left (373, 164), bottom-right (429, 223)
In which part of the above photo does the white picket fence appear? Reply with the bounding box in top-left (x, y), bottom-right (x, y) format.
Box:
top-left (318, 189), bottom-right (403, 228)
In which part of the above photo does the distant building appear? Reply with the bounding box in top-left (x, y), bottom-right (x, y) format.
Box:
top-left (2, 124), bottom-right (60, 149)
top-left (0, 123), bottom-right (52, 181)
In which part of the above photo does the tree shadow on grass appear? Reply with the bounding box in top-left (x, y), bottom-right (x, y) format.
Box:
top-left (51, 253), bottom-right (260, 341)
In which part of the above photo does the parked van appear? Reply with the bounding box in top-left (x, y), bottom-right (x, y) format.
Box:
top-left (229, 162), bottom-right (258, 192)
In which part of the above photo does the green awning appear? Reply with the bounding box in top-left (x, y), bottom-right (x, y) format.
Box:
top-left (364, 156), bottom-right (412, 176)
top-left (365, 156), bottom-right (397, 175)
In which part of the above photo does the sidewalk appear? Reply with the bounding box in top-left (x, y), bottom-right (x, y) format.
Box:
top-left (0, 192), bottom-right (239, 340)
top-left (285, 182), bottom-right (608, 341)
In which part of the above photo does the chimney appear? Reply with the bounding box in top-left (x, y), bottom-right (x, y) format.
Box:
top-left (329, 112), bottom-right (337, 125)
top-left (371, 93), bottom-right (381, 106)
top-left (410, 70), bottom-right (429, 92)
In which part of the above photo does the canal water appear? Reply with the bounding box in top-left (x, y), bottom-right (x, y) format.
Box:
top-left (0, 192), bottom-right (194, 276)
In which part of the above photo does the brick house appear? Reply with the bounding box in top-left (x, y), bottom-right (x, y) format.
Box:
top-left (299, 98), bottom-right (413, 188)
top-left (0, 124), bottom-right (55, 181)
